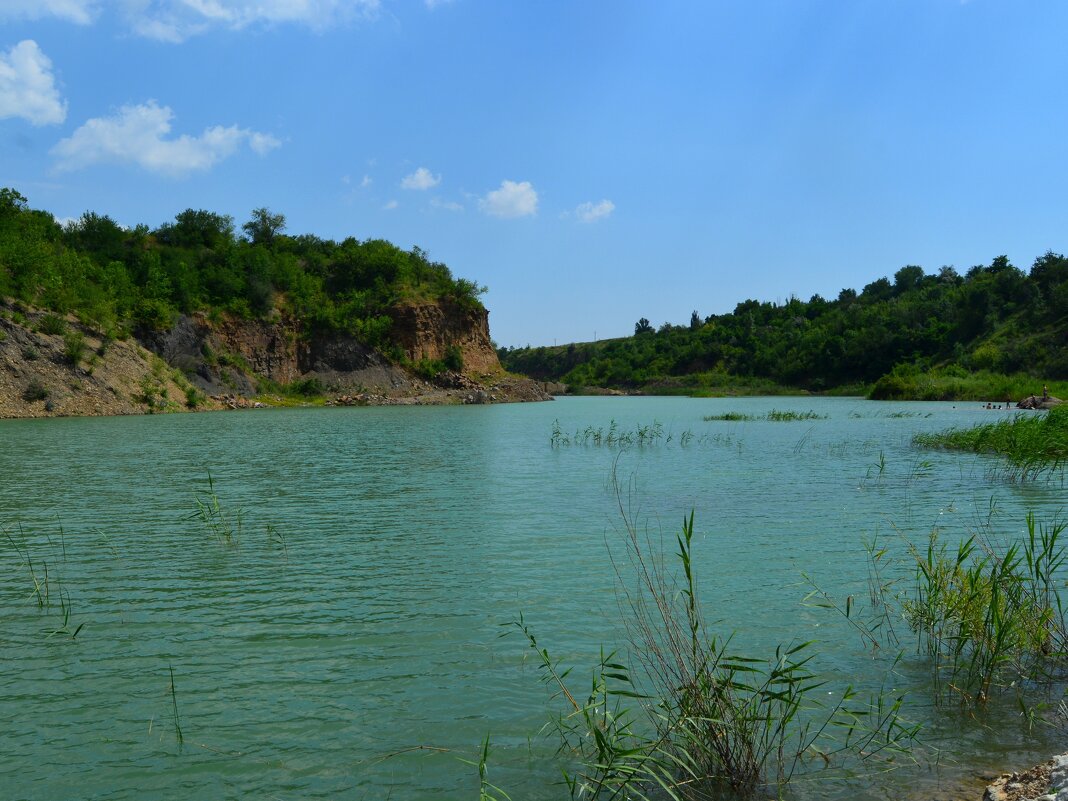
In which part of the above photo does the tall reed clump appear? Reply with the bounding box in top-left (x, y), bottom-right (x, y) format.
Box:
top-left (901, 513), bottom-right (1068, 708)
top-left (913, 405), bottom-right (1067, 480)
top-left (511, 508), bottom-right (916, 800)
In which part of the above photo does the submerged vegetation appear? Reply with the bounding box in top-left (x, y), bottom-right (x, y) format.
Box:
top-left (915, 405), bottom-right (1067, 480)
top-left (501, 253), bottom-right (1068, 399)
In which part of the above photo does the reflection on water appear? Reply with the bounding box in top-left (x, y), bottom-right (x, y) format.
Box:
top-left (0, 398), bottom-right (1063, 799)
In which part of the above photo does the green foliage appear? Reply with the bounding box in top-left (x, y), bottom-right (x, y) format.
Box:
top-left (62, 330), bottom-right (85, 366)
top-left (443, 343), bottom-right (464, 372)
top-left (511, 510), bottom-right (917, 799)
top-left (37, 313), bottom-right (66, 335)
top-left (892, 515), bottom-right (1068, 709)
top-left (0, 188), bottom-right (486, 358)
top-left (914, 404), bottom-right (1067, 480)
top-left (501, 252), bottom-right (1068, 394)
top-left (22, 379), bottom-right (49, 402)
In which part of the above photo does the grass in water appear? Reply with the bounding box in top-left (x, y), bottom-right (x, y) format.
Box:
top-left (914, 405), bottom-right (1067, 481)
top-left (190, 472), bottom-right (243, 546)
top-left (169, 665), bottom-right (184, 748)
top-left (510, 506), bottom-right (917, 800)
top-left (550, 420), bottom-right (699, 448)
top-left (703, 409), bottom-right (827, 422)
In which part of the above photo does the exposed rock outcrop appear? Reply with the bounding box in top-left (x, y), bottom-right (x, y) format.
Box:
top-left (1, 296), bottom-right (548, 418)
top-left (387, 300), bottom-right (501, 374)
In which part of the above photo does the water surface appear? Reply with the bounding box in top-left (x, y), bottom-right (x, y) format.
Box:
top-left (1, 397), bottom-right (1063, 799)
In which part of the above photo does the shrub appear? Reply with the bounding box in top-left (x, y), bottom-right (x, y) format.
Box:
top-left (443, 344), bottom-right (464, 372)
top-left (63, 330), bottom-right (86, 365)
top-left (22, 379), bottom-right (49, 402)
top-left (37, 313), bottom-right (67, 335)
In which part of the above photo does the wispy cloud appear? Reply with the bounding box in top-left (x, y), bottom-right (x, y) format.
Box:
top-left (0, 0), bottom-right (95, 24)
top-left (123, 0), bottom-right (381, 42)
top-left (383, 199), bottom-right (398, 210)
top-left (574, 199), bottom-right (615, 223)
top-left (431, 197), bottom-right (463, 212)
top-left (401, 166), bottom-right (441, 190)
top-left (0, 41), bottom-right (67, 126)
top-left (51, 100), bottom-right (280, 177)
top-left (360, 174), bottom-right (372, 188)
top-left (480, 179), bottom-right (538, 218)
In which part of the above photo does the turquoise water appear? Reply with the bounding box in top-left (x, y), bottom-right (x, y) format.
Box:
top-left (1, 397), bottom-right (1064, 800)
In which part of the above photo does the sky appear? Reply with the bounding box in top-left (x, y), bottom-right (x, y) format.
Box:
top-left (1, 1), bottom-right (1066, 348)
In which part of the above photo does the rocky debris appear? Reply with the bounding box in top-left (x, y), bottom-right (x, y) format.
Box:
top-left (1017, 395), bottom-right (1064, 410)
top-left (213, 395), bottom-right (268, 410)
top-left (984, 754), bottom-right (1068, 801)
top-left (0, 304), bottom-right (207, 419)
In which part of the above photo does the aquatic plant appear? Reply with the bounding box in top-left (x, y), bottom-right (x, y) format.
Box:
top-left (550, 420), bottom-right (694, 448)
top-left (702, 412), bottom-right (754, 422)
top-left (169, 665), bottom-right (184, 748)
top-left (511, 509), bottom-right (917, 800)
top-left (914, 405), bottom-right (1067, 481)
top-left (900, 513), bottom-right (1068, 708)
top-left (703, 410), bottom-right (827, 423)
top-left (190, 472), bottom-right (242, 546)
top-left (766, 409), bottom-right (827, 421)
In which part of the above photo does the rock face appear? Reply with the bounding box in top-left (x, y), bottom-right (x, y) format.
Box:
top-left (387, 301), bottom-right (502, 373)
top-left (1, 297), bottom-right (547, 418)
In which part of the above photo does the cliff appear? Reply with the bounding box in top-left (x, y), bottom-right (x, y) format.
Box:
top-left (0, 296), bottom-right (547, 419)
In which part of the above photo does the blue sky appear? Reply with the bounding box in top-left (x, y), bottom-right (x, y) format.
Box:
top-left (1, 1), bottom-right (1066, 347)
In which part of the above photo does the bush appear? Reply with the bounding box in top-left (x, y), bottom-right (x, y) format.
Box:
top-left (443, 344), bottom-right (464, 372)
top-left (22, 379), bottom-right (49, 402)
top-left (63, 330), bottom-right (86, 365)
top-left (37, 313), bottom-right (66, 335)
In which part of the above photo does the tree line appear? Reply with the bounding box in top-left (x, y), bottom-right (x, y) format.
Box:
top-left (500, 254), bottom-right (1068, 391)
top-left (0, 188), bottom-right (486, 355)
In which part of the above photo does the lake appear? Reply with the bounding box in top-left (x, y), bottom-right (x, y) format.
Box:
top-left (1, 396), bottom-right (1064, 800)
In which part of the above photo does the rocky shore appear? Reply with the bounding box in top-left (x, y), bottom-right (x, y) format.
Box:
top-left (983, 754), bottom-right (1068, 801)
top-left (0, 303), bottom-right (551, 419)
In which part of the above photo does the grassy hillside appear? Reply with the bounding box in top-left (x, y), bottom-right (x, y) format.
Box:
top-left (501, 254), bottom-right (1068, 399)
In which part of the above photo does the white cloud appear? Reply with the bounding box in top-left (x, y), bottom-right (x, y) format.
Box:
top-left (425, 0), bottom-right (454, 8)
top-left (51, 100), bottom-right (279, 177)
top-left (431, 197), bottom-right (463, 212)
top-left (479, 179), bottom-right (538, 219)
top-left (122, 0), bottom-right (381, 42)
top-left (383, 199), bottom-right (398, 210)
top-left (0, 41), bottom-right (67, 126)
top-left (0, 0), bottom-right (95, 24)
top-left (575, 199), bottom-right (615, 223)
top-left (360, 174), bottom-right (372, 188)
top-left (401, 166), bottom-right (440, 191)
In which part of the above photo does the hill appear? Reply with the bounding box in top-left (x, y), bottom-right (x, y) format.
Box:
top-left (500, 254), bottom-right (1068, 400)
top-left (0, 188), bottom-right (548, 417)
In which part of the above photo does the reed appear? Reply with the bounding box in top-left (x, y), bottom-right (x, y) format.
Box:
top-left (169, 665), bottom-right (184, 748)
top-left (511, 506), bottom-right (917, 800)
top-left (899, 514), bottom-right (1068, 708)
top-left (914, 405), bottom-right (1067, 481)
top-left (703, 410), bottom-right (827, 423)
top-left (190, 472), bottom-right (242, 546)
top-left (550, 420), bottom-right (697, 448)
